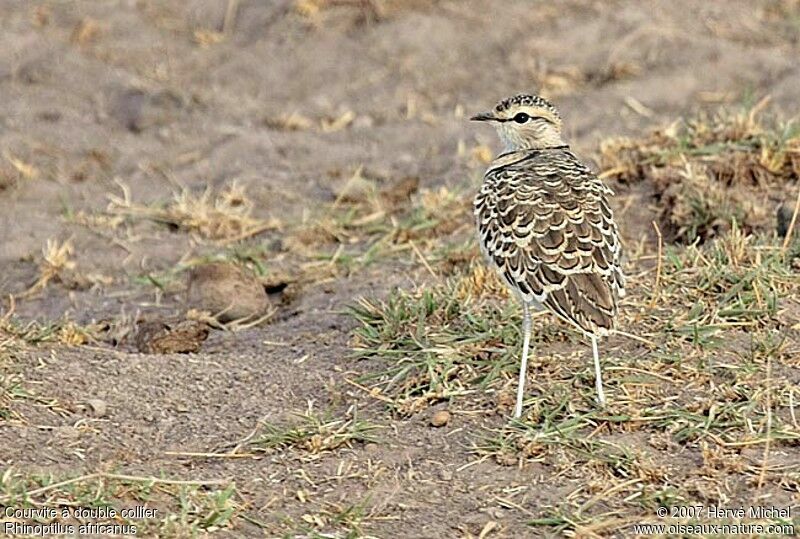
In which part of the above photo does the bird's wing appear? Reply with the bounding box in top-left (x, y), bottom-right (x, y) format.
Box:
top-left (474, 150), bottom-right (625, 336)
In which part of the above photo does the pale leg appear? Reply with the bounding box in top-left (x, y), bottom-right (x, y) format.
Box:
top-left (514, 302), bottom-right (532, 418)
top-left (591, 335), bottom-right (606, 405)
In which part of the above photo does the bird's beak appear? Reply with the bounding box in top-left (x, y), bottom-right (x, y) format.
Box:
top-left (470, 111), bottom-right (497, 122)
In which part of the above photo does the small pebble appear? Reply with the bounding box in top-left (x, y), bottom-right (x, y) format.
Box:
top-left (430, 410), bottom-right (450, 427)
top-left (85, 398), bottom-right (108, 418)
top-left (777, 203), bottom-right (796, 238)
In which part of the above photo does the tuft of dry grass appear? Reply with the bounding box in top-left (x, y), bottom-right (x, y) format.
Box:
top-left (106, 180), bottom-right (280, 242)
top-left (601, 99), bottom-right (800, 242)
top-left (12, 239), bottom-right (111, 300)
top-left (263, 109), bottom-right (356, 132)
top-left (294, 0), bottom-right (383, 22)
top-left (3, 152), bottom-right (39, 181)
top-left (19, 239), bottom-right (76, 299)
top-left (287, 167), bottom-right (473, 282)
top-left (533, 61), bottom-right (640, 98)
top-left (70, 17), bottom-right (102, 46)
top-left (350, 262), bottom-right (535, 416)
top-left (249, 407), bottom-right (382, 459)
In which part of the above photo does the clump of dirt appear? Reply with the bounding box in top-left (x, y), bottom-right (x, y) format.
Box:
top-left (107, 86), bottom-right (186, 133)
top-left (601, 99), bottom-right (800, 242)
top-left (186, 262), bottom-right (270, 323)
top-left (134, 317), bottom-right (209, 354)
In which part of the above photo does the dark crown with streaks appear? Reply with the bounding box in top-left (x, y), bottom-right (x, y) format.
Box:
top-left (494, 94), bottom-right (560, 118)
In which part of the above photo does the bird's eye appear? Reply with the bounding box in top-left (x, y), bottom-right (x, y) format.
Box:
top-left (513, 112), bottom-right (530, 123)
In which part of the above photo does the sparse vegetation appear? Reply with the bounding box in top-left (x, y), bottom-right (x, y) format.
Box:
top-left (348, 114), bottom-right (800, 534)
top-left (250, 408), bottom-right (382, 456)
top-left (0, 470), bottom-right (238, 536)
top-left (601, 99), bottom-right (800, 243)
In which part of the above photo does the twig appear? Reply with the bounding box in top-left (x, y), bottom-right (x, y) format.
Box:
top-left (210, 418), bottom-right (267, 455)
top-left (781, 183), bottom-right (800, 254)
top-left (101, 473), bottom-right (230, 486)
top-left (0, 472), bottom-right (231, 505)
top-left (223, 0), bottom-right (239, 34)
top-left (1, 294), bottom-right (15, 322)
top-left (606, 366), bottom-right (672, 383)
top-left (5, 473), bottom-right (102, 501)
top-left (624, 96), bottom-right (654, 118)
top-left (344, 377), bottom-right (395, 404)
top-left (220, 221), bottom-right (280, 245)
top-left (747, 95), bottom-right (772, 126)
top-left (409, 240), bottom-right (437, 279)
top-left (228, 307), bottom-right (277, 331)
top-left (478, 520), bottom-right (498, 539)
top-left (494, 496), bottom-right (537, 517)
top-left (164, 451), bottom-right (258, 459)
top-left (756, 352), bottom-right (773, 492)
top-left (578, 477), bottom-right (642, 514)
top-left (649, 220), bottom-right (663, 309)
top-left (614, 330), bottom-right (656, 347)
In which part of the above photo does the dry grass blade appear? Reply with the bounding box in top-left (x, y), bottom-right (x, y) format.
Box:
top-left (780, 183), bottom-right (800, 252)
top-left (649, 220), bottom-right (663, 309)
top-left (0, 471), bottom-right (230, 504)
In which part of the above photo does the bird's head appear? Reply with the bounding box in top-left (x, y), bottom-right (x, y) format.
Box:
top-left (471, 94), bottom-right (564, 151)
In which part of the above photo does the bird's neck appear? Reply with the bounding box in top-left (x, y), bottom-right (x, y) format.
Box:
top-left (501, 140), bottom-right (570, 158)
top-left (501, 130), bottom-right (566, 152)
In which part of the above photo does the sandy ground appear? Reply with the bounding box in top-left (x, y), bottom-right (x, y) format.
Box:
top-left (1, 1), bottom-right (800, 537)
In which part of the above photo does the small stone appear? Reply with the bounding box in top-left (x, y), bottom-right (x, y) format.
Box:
top-left (430, 410), bottom-right (450, 427)
top-left (353, 115), bottom-right (374, 129)
top-left (109, 88), bottom-right (146, 132)
top-left (85, 399), bottom-right (108, 418)
top-left (495, 392), bottom-right (515, 413)
top-left (495, 451), bottom-right (517, 466)
top-left (52, 426), bottom-right (81, 441)
top-left (777, 203), bottom-right (795, 238)
top-left (108, 86), bottom-right (184, 133)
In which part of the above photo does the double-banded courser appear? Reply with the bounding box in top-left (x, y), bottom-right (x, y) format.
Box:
top-left (472, 94), bottom-right (625, 418)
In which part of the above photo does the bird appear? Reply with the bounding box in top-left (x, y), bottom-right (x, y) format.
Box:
top-left (471, 94), bottom-right (625, 418)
